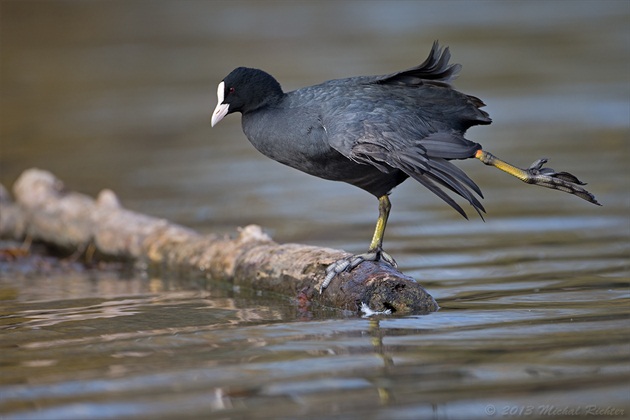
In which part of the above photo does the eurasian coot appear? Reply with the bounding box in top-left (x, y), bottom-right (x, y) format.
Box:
top-left (211, 42), bottom-right (600, 292)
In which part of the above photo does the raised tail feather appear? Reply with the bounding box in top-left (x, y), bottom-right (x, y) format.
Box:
top-left (374, 41), bottom-right (461, 87)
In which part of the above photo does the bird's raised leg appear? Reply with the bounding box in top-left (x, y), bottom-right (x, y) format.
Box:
top-left (475, 150), bottom-right (601, 205)
top-left (321, 195), bottom-right (397, 293)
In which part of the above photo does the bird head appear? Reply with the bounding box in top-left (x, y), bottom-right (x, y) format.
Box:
top-left (211, 67), bottom-right (283, 127)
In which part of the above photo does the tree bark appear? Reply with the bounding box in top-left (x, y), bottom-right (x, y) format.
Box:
top-left (0, 169), bottom-right (438, 315)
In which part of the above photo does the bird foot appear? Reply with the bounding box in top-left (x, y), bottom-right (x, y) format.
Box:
top-left (320, 248), bottom-right (397, 294)
top-left (525, 158), bottom-right (601, 205)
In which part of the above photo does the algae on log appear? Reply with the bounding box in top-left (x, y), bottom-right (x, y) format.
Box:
top-left (0, 168), bottom-right (438, 315)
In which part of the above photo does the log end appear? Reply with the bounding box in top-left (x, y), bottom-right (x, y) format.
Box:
top-left (310, 262), bottom-right (439, 315)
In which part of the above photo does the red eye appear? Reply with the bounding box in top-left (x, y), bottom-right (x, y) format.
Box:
top-left (229, 87), bottom-right (235, 93)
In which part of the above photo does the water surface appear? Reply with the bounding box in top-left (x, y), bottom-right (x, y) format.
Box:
top-left (1, 1), bottom-right (629, 419)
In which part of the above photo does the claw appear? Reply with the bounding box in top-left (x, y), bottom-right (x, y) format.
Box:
top-left (525, 157), bottom-right (600, 205)
top-left (320, 248), bottom-right (397, 294)
top-left (528, 158), bottom-right (548, 171)
top-left (379, 250), bottom-right (398, 267)
top-left (528, 158), bottom-right (588, 186)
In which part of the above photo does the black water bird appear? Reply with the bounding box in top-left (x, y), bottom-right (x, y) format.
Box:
top-left (211, 42), bottom-right (600, 292)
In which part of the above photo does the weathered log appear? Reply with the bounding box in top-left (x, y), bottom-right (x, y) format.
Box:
top-left (0, 168), bottom-right (438, 314)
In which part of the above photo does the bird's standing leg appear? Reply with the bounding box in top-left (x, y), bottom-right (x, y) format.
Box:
top-left (365, 194), bottom-right (397, 266)
top-left (321, 195), bottom-right (397, 293)
top-left (475, 150), bottom-right (601, 205)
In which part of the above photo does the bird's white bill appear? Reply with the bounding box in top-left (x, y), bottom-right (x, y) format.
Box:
top-left (211, 81), bottom-right (229, 127)
top-left (211, 103), bottom-right (229, 127)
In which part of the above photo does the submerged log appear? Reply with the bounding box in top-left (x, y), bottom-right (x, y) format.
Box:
top-left (0, 168), bottom-right (438, 315)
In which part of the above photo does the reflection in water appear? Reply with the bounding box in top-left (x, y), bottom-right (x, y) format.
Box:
top-left (1, 1), bottom-right (629, 419)
top-left (1, 263), bottom-right (629, 418)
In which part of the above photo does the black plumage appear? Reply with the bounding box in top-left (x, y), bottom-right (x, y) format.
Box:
top-left (211, 42), bottom-right (599, 292)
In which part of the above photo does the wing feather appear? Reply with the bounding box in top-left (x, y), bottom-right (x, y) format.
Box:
top-left (322, 42), bottom-right (489, 218)
top-left (373, 41), bottom-right (461, 87)
top-left (349, 138), bottom-right (485, 218)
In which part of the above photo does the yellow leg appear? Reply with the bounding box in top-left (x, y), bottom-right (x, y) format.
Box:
top-left (368, 195), bottom-right (391, 252)
top-left (475, 149), bottom-right (600, 205)
top-left (321, 194), bottom-right (396, 293)
top-left (475, 150), bottom-right (530, 182)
